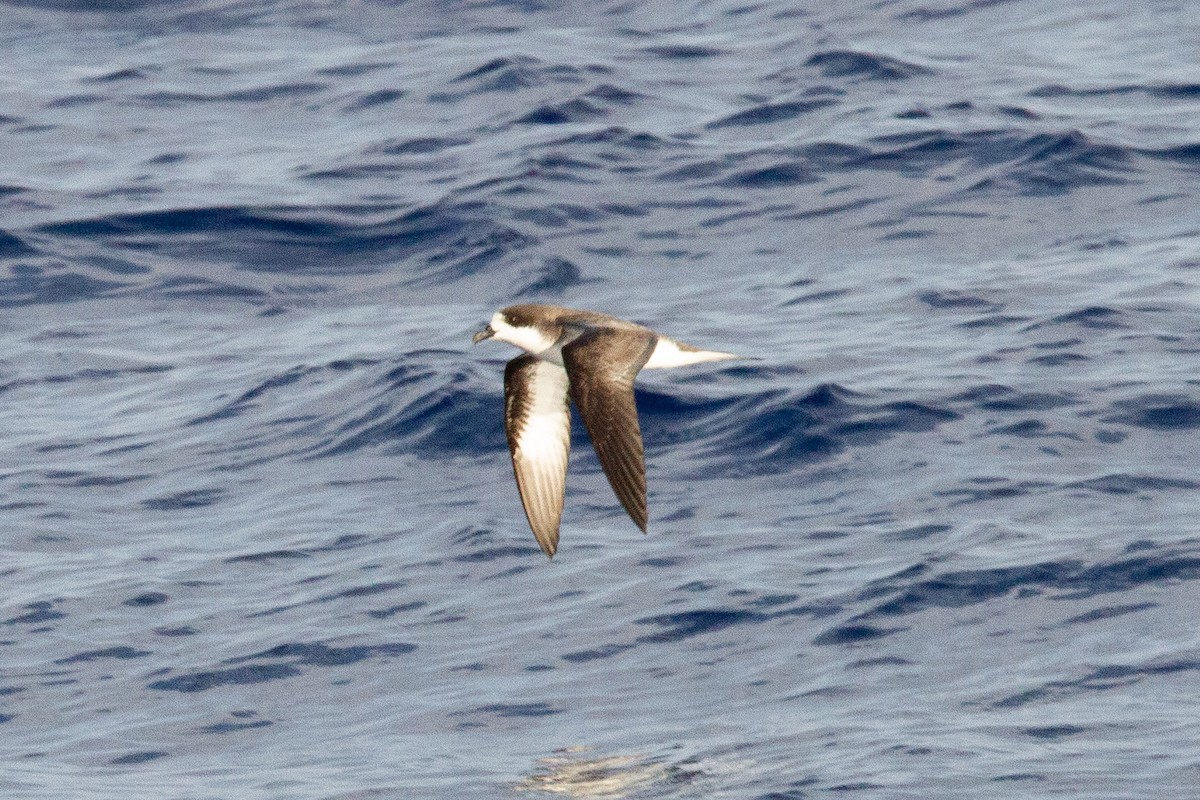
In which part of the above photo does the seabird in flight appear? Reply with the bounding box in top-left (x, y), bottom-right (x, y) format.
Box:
top-left (473, 304), bottom-right (737, 558)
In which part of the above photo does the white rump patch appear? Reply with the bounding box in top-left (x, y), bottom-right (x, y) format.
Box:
top-left (643, 337), bottom-right (738, 369)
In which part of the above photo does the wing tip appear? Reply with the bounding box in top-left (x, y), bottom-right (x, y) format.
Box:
top-left (533, 528), bottom-right (559, 559)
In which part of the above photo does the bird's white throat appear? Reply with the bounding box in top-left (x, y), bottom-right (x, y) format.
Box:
top-left (489, 312), bottom-right (558, 356)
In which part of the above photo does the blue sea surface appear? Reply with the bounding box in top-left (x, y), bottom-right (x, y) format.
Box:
top-left (2, 0), bottom-right (1199, 797)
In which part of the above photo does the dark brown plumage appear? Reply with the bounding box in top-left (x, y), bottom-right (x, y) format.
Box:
top-left (561, 328), bottom-right (657, 532)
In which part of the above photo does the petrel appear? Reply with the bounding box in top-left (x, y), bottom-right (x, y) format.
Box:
top-left (473, 304), bottom-right (738, 558)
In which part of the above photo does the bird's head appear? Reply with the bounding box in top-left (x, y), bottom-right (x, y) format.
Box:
top-left (472, 307), bottom-right (557, 354)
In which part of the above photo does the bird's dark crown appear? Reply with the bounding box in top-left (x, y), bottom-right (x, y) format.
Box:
top-left (499, 304), bottom-right (563, 330)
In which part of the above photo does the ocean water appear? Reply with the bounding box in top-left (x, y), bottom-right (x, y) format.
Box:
top-left (2, 0), bottom-right (1199, 797)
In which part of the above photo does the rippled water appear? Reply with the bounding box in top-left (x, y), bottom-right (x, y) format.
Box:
top-left (2, 0), bottom-right (1199, 797)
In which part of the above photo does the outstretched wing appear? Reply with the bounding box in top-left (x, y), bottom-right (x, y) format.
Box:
top-left (504, 354), bottom-right (571, 558)
top-left (561, 328), bottom-right (657, 532)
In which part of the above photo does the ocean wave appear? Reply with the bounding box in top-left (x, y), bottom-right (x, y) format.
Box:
top-left (805, 50), bottom-right (934, 81)
top-left (147, 641), bottom-right (416, 693)
top-left (182, 358), bottom-right (970, 479)
top-left (29, 202), bottom-right (539, 294)
top-left (814, 543), bottom-right (1200, 650)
